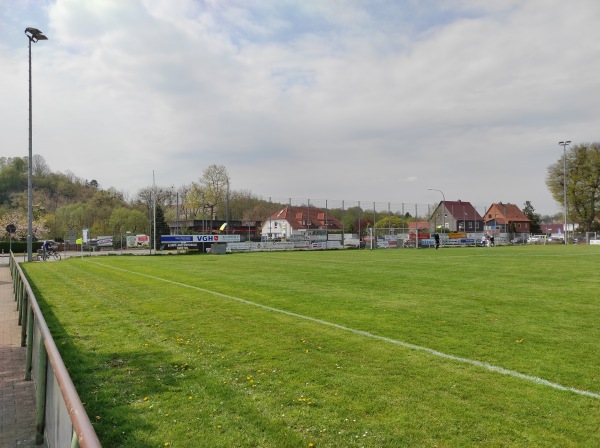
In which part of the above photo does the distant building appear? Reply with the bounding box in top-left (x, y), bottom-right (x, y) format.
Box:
top-left (167, 219), bottom-right (261, 240)
top-left (483, 202), bottom-right (530, 233)
top-left (541, 223), bottom-right (564, 236)
top-left (430, 200), bottom-right (484, 232)
top-left (261, 206), bottom-right (343, 240)
top-left (407, 221), bottom-right (431, 232)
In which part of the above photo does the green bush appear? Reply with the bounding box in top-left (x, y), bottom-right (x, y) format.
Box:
top-left (0, 240), bottom-right (43, 254)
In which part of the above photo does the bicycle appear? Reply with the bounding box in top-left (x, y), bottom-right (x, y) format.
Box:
top-left (37, 249), bottom-right (61, 261)
top-left (47, 250), bottom-right (61, 260)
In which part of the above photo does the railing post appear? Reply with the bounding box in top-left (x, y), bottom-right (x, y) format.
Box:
top-left (17, 278), bottom-right (23, 313)
top-left (21, 291), bottom-right (28, 347)
top-left (25, 305), bottom-right (34, 381)
top-left (71, 430), bottom-right (80, 448)
top-left (36, 340), bottom-right (48, 445)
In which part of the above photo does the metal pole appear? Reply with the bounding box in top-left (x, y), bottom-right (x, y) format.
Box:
top-left (25, 28), bottom-right (47, 262)
top-left (27, 37), bottom-right (33, 262)
top-left (152, 170), bottom-right (156, 253)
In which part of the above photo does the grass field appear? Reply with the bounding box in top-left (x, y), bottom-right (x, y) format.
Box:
top-left (23, 245), bottom-right (600, 447)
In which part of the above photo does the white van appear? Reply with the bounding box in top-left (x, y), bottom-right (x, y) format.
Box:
top-left (527, 235), bottom-right (547, 244)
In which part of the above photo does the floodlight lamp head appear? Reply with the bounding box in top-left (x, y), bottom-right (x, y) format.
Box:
top-left (25, 27), bottom-right (48, 42)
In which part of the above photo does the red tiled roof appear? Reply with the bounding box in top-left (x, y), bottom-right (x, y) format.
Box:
top-left (268, 206), bottom-right (343, 230)
top-left (484, 203), bottom-right (530, 223)
top-left (443, 201), bottom-right (483, 220)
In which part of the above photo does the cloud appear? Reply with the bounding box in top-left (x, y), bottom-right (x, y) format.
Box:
top-left (1, 0), bottom-right (599, 214)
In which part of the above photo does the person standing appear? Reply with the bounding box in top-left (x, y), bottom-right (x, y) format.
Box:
top-left (42, 240), bottom-right (50, 260)
top-left (434, 233), bottom-right (440, 250)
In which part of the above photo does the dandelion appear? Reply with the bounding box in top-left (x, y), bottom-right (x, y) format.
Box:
top-left (308, 443), bottom-right (316, 447)
top-left (95, 416), bottom-right (101, 421)
top-left (164, 443), bottom-right (170, 447)
top-left (143, 397), bottom-right (148, 401)
top-left (188, 396), bottom-right (193, 400)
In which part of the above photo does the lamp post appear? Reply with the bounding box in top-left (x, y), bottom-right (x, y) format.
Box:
top-left (25, 27), bottom-right (48, 262)
top-left (428, 188), bottom-right (446, 232)
top-left (558, 141), bottom-right (571, 244)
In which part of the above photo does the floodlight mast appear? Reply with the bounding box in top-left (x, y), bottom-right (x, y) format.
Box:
top-left (25, 27), bottom-right (48, 262)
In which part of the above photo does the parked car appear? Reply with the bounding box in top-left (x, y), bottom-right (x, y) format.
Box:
top-left (511, 237), bottom-right (525, 245)
top-left (527, 235), bottom-right (547, 244)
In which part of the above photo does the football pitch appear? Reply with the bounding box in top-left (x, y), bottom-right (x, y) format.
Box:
top-left (24, 245), bottom-right (600, 447)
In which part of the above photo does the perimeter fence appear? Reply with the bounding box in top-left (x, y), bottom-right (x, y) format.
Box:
top-left (255, 197), bottom-right (490, 233)
top-left (225, 197), bottom-right (525, 250)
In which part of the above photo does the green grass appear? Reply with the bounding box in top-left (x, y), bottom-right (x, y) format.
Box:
top-left (23, 246), bottom-right (600, 447)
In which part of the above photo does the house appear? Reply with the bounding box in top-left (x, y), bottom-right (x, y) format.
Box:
top-left (541, 223), bottom-right (564, 237)
top-left (430, 200), bottom-right (484, 232)
top-left (261, 206), bottom-right (343, 240)
top-left (483, 203), bottom-right (530, 233)
top-left (407, 221), bottom-right (431, 233)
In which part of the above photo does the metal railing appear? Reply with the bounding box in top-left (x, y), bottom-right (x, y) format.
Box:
top-left (9, 252), bottom-right (102, 448)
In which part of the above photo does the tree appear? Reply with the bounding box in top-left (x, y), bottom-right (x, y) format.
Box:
top-left (190, 164), bottom-right (230, 230)
top-left (374, 215), bottom-right (406, 231)
top-left (0, 211), bottom-right (49, 241)
top-left (546, 142), bottom-right (600, 232)
top-left (522, 201), bottom-right (542, 234)
top-left (150, 205), bottom-right (170, 248)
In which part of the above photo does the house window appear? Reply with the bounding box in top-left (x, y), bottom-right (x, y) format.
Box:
top-left (488, 214), bottom-right (492, 219)
top-left (274, 222), bottom-right (278, 228)
top-left (468, 222), bottom-right (473, 229)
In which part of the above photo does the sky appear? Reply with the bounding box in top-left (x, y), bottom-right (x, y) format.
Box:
top-left (2, 0), bottom-right (599, 215)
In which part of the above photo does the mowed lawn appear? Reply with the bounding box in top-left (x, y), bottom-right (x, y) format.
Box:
top-left (23, 245), bottom-right (600, 447)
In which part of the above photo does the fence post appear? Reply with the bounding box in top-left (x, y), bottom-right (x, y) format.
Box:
top-left (25, 305), bottom-right (34, 380)
top-left (71, 430), bottom-right (80, 448)
top-left (36, 340), bottom-right (48, 445)
top-left (21, 291), bottom-right (28, 347)
top-left (16, 277), bottom-right (21, 309)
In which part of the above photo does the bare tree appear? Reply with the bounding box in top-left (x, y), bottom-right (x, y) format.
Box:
top-left (188, 164), bottom-right (230, 231)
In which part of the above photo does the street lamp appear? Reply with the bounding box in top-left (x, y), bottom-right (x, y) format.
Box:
top-left (428, 188), bottom-right (446, 232)
top-left (558, 140), bottom-right (571, 244)
top-left (25, 27), bottom-right (48, 262)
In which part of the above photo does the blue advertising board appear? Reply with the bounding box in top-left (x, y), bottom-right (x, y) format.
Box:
top-left (161, 234), bottom-right (241, 243)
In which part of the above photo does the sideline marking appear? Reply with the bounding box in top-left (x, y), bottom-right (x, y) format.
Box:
top-left (93, 261), bottom-right (600, 400)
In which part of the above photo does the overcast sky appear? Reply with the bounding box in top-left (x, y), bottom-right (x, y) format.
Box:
top-left (2, 0), bottom-right (599, 215)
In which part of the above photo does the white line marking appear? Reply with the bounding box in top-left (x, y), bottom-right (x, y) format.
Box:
top-left (94, 261), bottom-right (600, 400)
